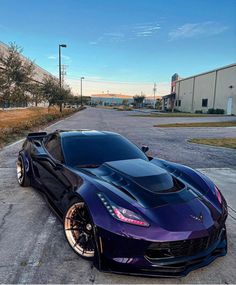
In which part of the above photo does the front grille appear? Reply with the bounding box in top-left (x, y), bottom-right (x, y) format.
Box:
top-left (146, 228), bottom-right (221, 259)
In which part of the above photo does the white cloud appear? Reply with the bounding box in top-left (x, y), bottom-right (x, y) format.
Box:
top-left (169, 21), bottom-right (228, 40)
top-left (89, 36), bottom-right (104, 45)
top-left (48, 55), bottom-right (57, 59)
top-left (62, 55), bottom-right (71, 60)
top-left (104, 32), bottom-right (124, 38)
top-left (90, 33), bottom-right (125, 45)
top-left (134, 23), bottom-right (161, 37)
top-left (47, 54), bottom-right (71, 60)
top-left (88, 22), bottom-right (161, 45)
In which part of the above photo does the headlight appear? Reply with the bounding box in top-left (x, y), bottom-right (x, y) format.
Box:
top-left (97, 193), bottom-right (149, 227)
top-left (214, 185), bottom-right (222, 204)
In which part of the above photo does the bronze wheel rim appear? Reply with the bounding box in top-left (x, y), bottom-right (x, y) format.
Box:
top-left (64, 202), bottom-right (95, 257)
top-left (16, 157), bottom-right (24, 184)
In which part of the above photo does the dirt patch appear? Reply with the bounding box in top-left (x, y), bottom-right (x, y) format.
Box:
top-left (0, 106), bottom-right (85, 147)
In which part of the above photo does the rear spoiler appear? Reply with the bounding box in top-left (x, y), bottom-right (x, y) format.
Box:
top-left (27, 132), bottom-right (47, 139)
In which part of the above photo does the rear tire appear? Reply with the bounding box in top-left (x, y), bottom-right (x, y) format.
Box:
top-left (16, 155), bottom-right (30, 187)
top-left (64, 199), bottom-right (95, 260)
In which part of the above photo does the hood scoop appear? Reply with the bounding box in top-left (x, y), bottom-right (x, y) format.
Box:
top-left (88, 159), bottom-right (198, 208)
top-left (104, 159), bottom-right (185, 193)
top-left (105, 158), bottom-right (167, 177)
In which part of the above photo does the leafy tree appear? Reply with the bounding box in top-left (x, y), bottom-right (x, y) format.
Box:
top-left (122, 99), bottom-right (129, 106)
top-left (41, 76), bottom-right (60, 106)
top-left (41, 76), bottom-right (72, 112)
top-left (0, 42), bottom-right (35, 108)
top-left (133, 95), bottom-right (145, 108)
top-left (155, 98), bottom-right (162, 110)
top-left (81, 96), bottom-right (91, 105)
top-left (30, 82), bottom-right (44, 107)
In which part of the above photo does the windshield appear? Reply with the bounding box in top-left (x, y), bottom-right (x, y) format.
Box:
top-left (62, 134), bottom-right (148, 167)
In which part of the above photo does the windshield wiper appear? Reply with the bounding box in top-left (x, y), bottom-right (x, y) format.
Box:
top-left (76, 164), bottom-right (100, 168)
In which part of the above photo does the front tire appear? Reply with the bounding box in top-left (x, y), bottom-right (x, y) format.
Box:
top-left (64, 199), bottom-right (95, 260)
top-left (16, 155), bottom-right (30, 187)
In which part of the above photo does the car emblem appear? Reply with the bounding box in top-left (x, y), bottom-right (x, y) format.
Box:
top-left (190, 212), bottom-right (204, 223)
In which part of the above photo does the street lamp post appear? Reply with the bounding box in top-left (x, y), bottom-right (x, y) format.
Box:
top-left (153, 82), bottom-right (157, 109)
top-left (80, 77), bottom-right (85, 106)
top-left (58, 44), bottom-right (67, 112)
top-left (58, 44), bottom-right (67, 88)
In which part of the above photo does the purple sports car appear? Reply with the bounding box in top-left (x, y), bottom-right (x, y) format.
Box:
top-left (16, 130), bottom-right (227, 277)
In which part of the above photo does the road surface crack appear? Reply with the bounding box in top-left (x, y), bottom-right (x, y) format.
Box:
top-left (0, 204), bottom-right (13, 236)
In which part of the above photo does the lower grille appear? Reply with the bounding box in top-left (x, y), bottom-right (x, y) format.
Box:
top-left (146, 228), bottom-right (221, 259)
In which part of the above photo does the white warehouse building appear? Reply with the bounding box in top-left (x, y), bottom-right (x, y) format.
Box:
top-left (174, 63), bottom-right (236, 115)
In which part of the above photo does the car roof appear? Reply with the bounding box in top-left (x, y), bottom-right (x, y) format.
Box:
top-left (55, 129), bottom-right (120, 138)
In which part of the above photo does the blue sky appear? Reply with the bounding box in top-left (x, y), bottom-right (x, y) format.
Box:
top-left (0, 0), bottom-right (236, 96)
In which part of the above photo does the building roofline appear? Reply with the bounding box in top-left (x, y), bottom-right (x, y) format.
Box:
top-left (91, 94), bottom-right (133, 99)
top-left (162, 93), bottom-right (176, 99)
top-left (176, 63), bottom-right (236, 83)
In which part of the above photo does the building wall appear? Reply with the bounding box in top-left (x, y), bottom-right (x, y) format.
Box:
top-left (176, 78), bottom-right (194, 112)
top-left (214, 65), bottom-right (236, 115)
top-left (193, 72), bottom-right (215, 112)
top-left (175, 64), bottom-right (236, 114)
top-left (91, 97), bottom-right (133, 105)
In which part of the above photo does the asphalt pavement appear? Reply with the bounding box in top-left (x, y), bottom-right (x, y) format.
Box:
top-left (0, 107), bottom-right (236, 284)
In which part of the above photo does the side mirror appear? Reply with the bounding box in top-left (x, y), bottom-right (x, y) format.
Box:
top-left (141, 145), bottom-right (149, 153)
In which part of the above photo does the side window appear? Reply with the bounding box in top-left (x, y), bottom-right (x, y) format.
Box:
top-left (44, 135), bottom-right (63, 162)
top-left (202, 99), bottom-right (208, 107)
top-left (175, 100), bottom-right (181, 106)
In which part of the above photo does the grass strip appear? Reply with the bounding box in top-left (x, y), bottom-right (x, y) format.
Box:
top-left (188, 138), bottom-right (236, 149)
top-left (131, 113), bottom-right (226, 118)
top-left (0, 106), bottom-right (85, 148)
top-left (154, 121), bottom-right (236, 128)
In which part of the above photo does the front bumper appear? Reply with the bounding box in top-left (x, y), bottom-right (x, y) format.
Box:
top-left (96, 225), bottom-right (227, 277)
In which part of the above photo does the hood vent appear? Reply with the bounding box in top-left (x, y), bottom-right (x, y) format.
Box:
top-left (86, 159), bottom-right (196, 208)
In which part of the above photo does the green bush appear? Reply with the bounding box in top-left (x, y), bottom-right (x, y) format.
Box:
top-left (207, 108), bottom-right (224, 114)
top-left (195, 110), bottom-right (203, 114)
top-left (173, 109), bottom-right (182, 113)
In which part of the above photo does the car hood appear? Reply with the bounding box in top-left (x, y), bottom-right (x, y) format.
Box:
top-left (83, 158), bottom-right (203, 209)
top-left (76, 159), bottom-right (222, 236)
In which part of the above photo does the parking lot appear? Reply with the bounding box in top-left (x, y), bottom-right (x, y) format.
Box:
top-left (0, 107), bottom-right (236, 283)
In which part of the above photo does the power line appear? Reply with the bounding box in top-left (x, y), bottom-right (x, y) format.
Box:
top-left (65, 76), bottom-right (154, 85)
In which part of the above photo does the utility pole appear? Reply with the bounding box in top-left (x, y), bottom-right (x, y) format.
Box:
top-left (58, 44), bottom-right (67, 88)
top-left (59, 46), bottom-right (61, 88)
top-left (58, 44), bottom-right (67, 112)
top-left (61, 65), bottom-right (67, 87)
top-left (153, 82), bottom-right (157, 109)
top-left (80, 77), bottom-right (85, 106)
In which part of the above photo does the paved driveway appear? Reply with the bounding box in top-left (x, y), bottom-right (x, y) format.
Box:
top-left (45, 107), bottom-right (236, 168)
top-left (0, 108), bottom-right (235, 284)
